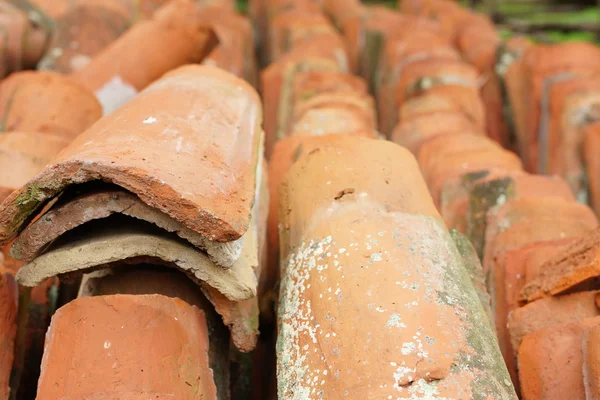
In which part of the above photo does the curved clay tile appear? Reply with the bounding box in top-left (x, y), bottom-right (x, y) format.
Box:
top-left (258, 0), bottom-right (321, 62)
top-left (520, 227), bottom-right (600, 304)
top-left (518, 316), bottom-right (600, 400)
top-left (391, 112), bottom-right (482, 155)
top-left (0, 71), bottom-right (102, 139)
top-left (450, 229), bottom-right (493, 326)
top-left (289, 93), bottom-right (376, 137)
top-left (37, 1), bottom-right (131, 73)
top-left (197, 7), bottom-right (258, 86)
top-left (378, 42), bottom-right (458, 135)
top-left (464, 171), bottom-right (575, 257)
top-left (321, 0), bottom-right (362, 28)
top-left (399, 91), bottom-right (466, 120)
top-left (0, 132), bottom-right (70, 202)
top-left (28, 0), bottom-right (158, 19)
top-left (418, 134), bottom-right (523, 205)
top-left (277, 137), bottom-right (516, 399)
top-left (261, 33), bottom-right (348, 155)
top-left (268, 11), bottom-right (334, 62)
top-left (485, 198), bottom-right (597, 258)
top-left (266, 134), bottom-right (379, 319)
top-left (456, 14), bottom-right (499, 73)
top-left (339, 6), bottom-right (405, 78)
top-left (14, 152), bottom-right (268, 352)
top-left (409, 0), bottom-right (473, 41)
top-left (583, 324), bottom-right (600, 399)
top-left (508, 291), bottom-right (600, 361)
top-left (78, 267), bottom-right (231, 396)
top-left (36, 295), bottom-right (217, 399)
top-left (483, 198), bottom-right (598, 279)
top-left (72, 0), bottom-right (218, 114)
top-left (516, 42), bottom-right (600, 172)
top-left (547, 79), bottom-right (600, 196)
top-left (0, 268), bottom-right (17, 400)
top-left (406, 84), bottom-right (486, 131)
top-left (394, 59), bottom-right (479, 114)
top-left (496, 238), bottom-right (576, 384)
top-left (0, 65), bottom-right (262, 244)
top-left (0, 1), bottom-right (52, 78)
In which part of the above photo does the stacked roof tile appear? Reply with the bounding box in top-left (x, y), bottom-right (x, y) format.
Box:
top-left (0, 0), bottom-right (599, 399)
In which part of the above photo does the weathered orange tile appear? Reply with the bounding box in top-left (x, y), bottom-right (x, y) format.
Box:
top-left (266, 134), bottom-right (379, 320)
top-left (72, 0), bottom-right (217, 114)
top-left (0, 71), bottom-right (102, 139)
top-left (520, 227), bottom-right (600, 304)
top-left (418, 133), bottom-right (523, 205)
top-left (377, 40), bottom-right (460, 135)
top-left (587, 121), bottom-right (600, 215)
top-left (545, 77), bottom-right (600, 196)
top-left (199, 8), bottom-right (258, 86)
top-left (0, 65), bottom-right (262, 244)
top-left (508, 290), bottom-right (600, 357)
top-left (465, 171), bottom-right (575, 256)
top-left (518, 316), bottom-right (600, 400)
top-left (494, 238), bottom-right (576, 388)
top-left (277, 137), bottom-right (516, 398)
top-left (0, 1), bottom-right (52, 78)
top-left (261, 33), bottom-right (348, 156)
top-left (37, 295), bottom-right (217, 399)
top-left (79, 267), bottom-right (232, 398)
top-left (515, 43), bottom-right (600, 172)
top-left (37, 0), bottom-right (131, 73)
top-left (268, 10), bottom-right (334, 62)
top-left (391, 112), bottom-right (482, 155)
top-left (0, 132), bottom-right (70, 202)
top-left (393, 59), bottom-right (479, 123)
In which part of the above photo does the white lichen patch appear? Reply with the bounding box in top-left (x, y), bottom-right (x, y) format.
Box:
top-left (277, 236), bottom-right (334, 399)
top-left (386, 314), bottom-right (407, 329)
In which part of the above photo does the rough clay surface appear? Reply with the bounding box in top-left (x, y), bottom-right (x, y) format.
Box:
top-left (0, 65), bottom-right (263, 244)
top-left (36, 294), bottom-right (217, 399)
top-left (507, 290), bottom-right (600, 357)
top-left (276, 139), bottom-right (516, 399)
top-left (78, 267), bottom-right (232, 398)
top-left (518, 316), bottom-right (600, 400)
top-left (520, 227), bottom-right (600, 303)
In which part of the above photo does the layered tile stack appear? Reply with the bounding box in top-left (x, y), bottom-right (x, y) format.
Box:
top-left (251, 0), bottom-right (518, 398)
top-left (366, 1), bottom-right (600, 398)
top-left (0, 64), bottom-right (266, 399)
top-left (0, 1), bottom-right (261, 398)
top-left (259, 0), bottom-right (378, 298)
top-left (508, 227), bottom-right (600, 399)
top-left (498, 40), bottom-right (600, 208)
top-left (334, 0), bottom-right (506, 147)
top-left (2, 0), bottom-right (600, 398)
